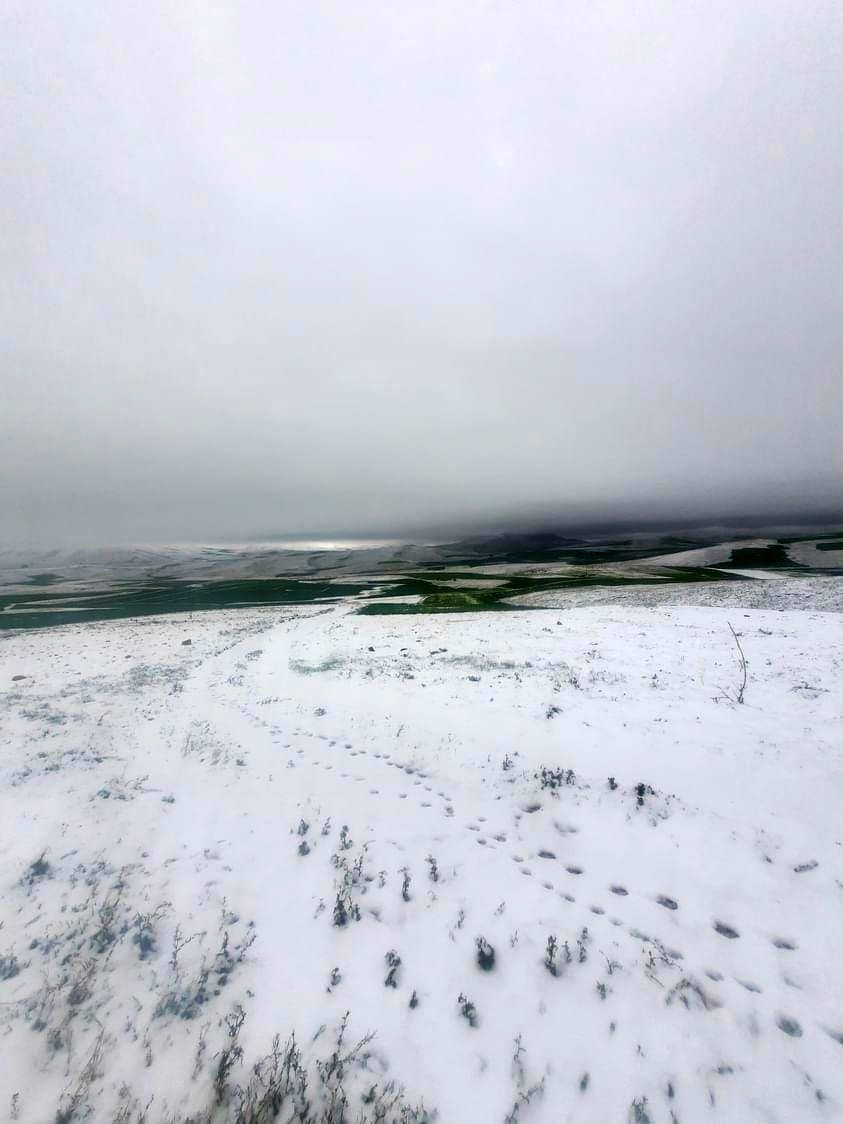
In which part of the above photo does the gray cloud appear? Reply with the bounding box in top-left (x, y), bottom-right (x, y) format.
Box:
top-left (2, 0), bottom-right (841, 545)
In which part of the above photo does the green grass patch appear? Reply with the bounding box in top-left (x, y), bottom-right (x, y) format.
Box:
top-left (719, 544), bottom-right (800, 569)
top-left (0, 578), bottom-right (372, 631)
top-left (356, 566), bottom-right (744, 615)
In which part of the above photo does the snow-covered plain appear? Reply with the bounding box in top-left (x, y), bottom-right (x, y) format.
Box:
top-left (1, 580), bottom-right (842, 1122)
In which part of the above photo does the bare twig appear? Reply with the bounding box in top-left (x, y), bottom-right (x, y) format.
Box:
top-left (727, 622), bottom-right (747, 704)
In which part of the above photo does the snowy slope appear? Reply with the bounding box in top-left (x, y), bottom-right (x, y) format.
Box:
top-left (1, 594), bottom-right (842, 1122)
top-left (510, 574), bottom-right (843, 614)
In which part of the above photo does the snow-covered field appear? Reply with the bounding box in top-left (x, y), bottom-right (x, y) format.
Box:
top-left (1, 580), bottom-right (842, 1122)
top-left (511, 574), bottom-right (843, 613)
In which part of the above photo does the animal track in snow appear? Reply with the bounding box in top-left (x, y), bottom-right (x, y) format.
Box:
top-left (713, 921), bottom-right (740, 939)
top-left (737, 979), bottom-right (762, 994)
top-left (776, 1014), bottom-right (803, 1037)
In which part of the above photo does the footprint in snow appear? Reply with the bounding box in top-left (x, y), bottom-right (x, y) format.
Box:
top-left (610, 885), bottom-right (628, 896)
top-left (656, 895), bottom-right (679, 910)
top-left (772, 937), bottom-right (798, 950)
top-left (713, 921), bottom-right (740, 939)
top-left (776, 1014), bottom-right (803, 1037)
top-left (793, 860), bottom-right (818, 873)
top-left (737, 979), bottom-right (763, 993)
top-left (566, 865), bottom-right (583, 875)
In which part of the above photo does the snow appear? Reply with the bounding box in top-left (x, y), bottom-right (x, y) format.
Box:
top-left (711, 568), bottom-right (786, 580)
top-left (788, 542), bottom-right (843, 569)
top-left (1, 587), bottom-right (842, 1122)
top-left (509, 574), bottom-right (843, 614)
top-left (628, 540), bottom-right (774, 569)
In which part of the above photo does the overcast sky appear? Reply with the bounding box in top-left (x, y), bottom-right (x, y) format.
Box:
top-left (2, 1), bottom-right (841, 546)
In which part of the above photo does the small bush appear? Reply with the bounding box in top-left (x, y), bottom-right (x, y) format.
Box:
top-left (635, 783), bottom-right (656, 807)
top-left (457, 993), bottom-right (478, 1028)
top-left (544, 936), bottom-right (559, 977)
top-left (0, 953), bottom-right (23, 981)
top-left (475, 937), bottom-right (495, 972)
top-left (384, 951), bottom-right (401, 988)
top-left (537, 767), bottom-right (576, 791)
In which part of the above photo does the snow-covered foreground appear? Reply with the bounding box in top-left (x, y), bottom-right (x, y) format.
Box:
top-left (1, 589), bottom-right (842, 1122)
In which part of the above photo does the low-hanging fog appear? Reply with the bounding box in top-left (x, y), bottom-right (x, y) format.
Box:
top-left (2, 1), bottom-right (841, 546)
